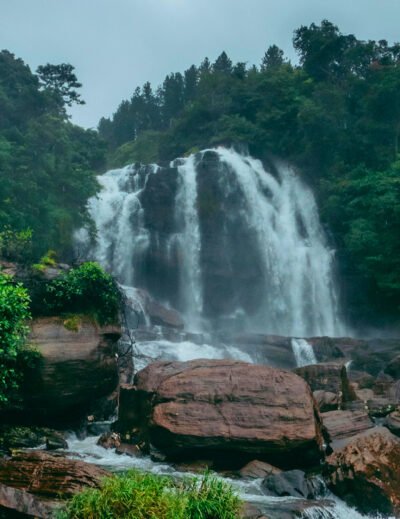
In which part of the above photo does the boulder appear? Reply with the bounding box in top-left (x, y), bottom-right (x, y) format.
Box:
top-left (239, 460), bottom-right (281, 479)
top-left (326, 427), bottom-right (400, 516)
top-left (262, 469), bottom-right (325, 499)
top-left (294, 363), bottom-right (356, 404)
top-left (321, 410), bottom-right (374, 448)
top-left (145, 295), bottom-right (184, 329)
top-left (119, 360), bottom-right (324, 468)
top-left (0, 482), bottom-right (58, 518)
top-left (21, 317), bottom-right (120, 424)
top-left (0, 426), bottom-right (67, 454)
top-left (0, 450), bottom-right (109, 498)
top-left (384, 410), bottom-right (400, 437)
top-left (97, 432), bottom-right (121, 450)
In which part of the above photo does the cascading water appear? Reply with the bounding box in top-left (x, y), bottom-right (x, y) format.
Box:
top-left (291, 338), bottom-right (318, 367)
top-left (212, 148), bottom-right (342, 336)
top-left (80, 146), bottom-right (344, 337)
top-left (173, 154), bottom-right (204, 331)
top-left (71, 148), bottom-right (388, 517)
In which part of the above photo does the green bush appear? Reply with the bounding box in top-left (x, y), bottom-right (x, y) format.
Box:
top-left (0, 228), bottom-right (33, 264)
top-left (42, 262), bottom-right (121, 325)
top-left (0, 273), bottom-right (31, 407)
top-left (57, 470), bottom-right (242, 519)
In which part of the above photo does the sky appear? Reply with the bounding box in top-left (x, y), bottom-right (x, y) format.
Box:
top-left (1, 0), bottom-right (400, 129)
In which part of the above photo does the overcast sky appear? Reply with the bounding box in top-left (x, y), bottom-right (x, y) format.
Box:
top-left (2, 0), bottom-right (400, 128)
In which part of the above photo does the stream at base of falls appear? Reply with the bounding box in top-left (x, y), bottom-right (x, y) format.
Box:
top-left (66, 434), bottom-right (391, 519)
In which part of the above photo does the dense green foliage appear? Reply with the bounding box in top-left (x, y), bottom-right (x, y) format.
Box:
top-left (99, 21), bottom-right (400, 324)
top-left (57, 470), bottom-right (241, 519)
top-left (0, 50), bottom-right (105, 260)
top-left (38, 262), bottom-right (121, 325)
top-left (0, 273), bottom-right (31, 406)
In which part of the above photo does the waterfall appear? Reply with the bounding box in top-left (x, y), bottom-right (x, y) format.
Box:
top-left (79, 147), bottom-right (345, 337)
top-left (291, 338), bottom-right (317, 367)
top-left (173, 155), bottom-right (204, 331)
top-left (75, 164), bottom-right (155, 286)
top-left (212, 148), bottom-right (343, 336)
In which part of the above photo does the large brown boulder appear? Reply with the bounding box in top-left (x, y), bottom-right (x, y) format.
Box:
top-left (326, 427), bottom-right (400, 516)
top-left (22, 317), bottom-right (120, 423)
top-left (118, 359), bottom-right (324, 468)
top-left (0, 450), bottom-right (109, 498)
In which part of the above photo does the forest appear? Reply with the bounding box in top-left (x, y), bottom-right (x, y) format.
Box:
top-left (1, 20), bottom-right (400, 325)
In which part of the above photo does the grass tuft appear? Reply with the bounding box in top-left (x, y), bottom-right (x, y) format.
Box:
top-left (57, 469), bottom-right (242, 519)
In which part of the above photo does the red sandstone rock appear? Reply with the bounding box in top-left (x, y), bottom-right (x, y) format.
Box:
top-left (321, 410), bottom-right (374, 448)
top-left (122, 359), bottom-right (324, 468)
top-left (23, 317), bottom-right (120, 422)
top-left (326, 427), bottom-right (400, 516)
top-left (0, 450), bottom-right (109, 498)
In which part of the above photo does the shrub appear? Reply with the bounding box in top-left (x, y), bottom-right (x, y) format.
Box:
top-left (43, 262), bottom-right (121, 325)
top-left (57, 470), bottom-right (242, 519)
top-left (0, 273), bottom-right (31, 407)
top-left (32, 250), bottom-right (57, 272)
top-left (182, 472), bottom-right (242, 519)
top-left (0, 228), bottom-right (33, 264)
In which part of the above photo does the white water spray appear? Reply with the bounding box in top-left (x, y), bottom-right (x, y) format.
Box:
top-left (173, 155), bottom-right (204, 330)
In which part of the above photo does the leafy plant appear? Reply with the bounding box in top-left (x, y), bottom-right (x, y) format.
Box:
top-left (32, 250), bottom-right (57, 272)
top-left (0, 273), bottom-right (31, 407)
top-left (57, 470), bottom-right (242, 519)
top-left (0, 228), bottom-right (33, 264)
top-left (42, 262), bottom-right (121, 325)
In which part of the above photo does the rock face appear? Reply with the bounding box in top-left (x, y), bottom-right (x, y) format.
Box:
top-left (0, 426), bottom-right (67, 454)
top-left (321, 410), bottom-right (374, 447)
top-left (326, 427), bottom-right (400, 516)
top-left (0, 450), bottom-right (109, 498)
top-left (22, 317), bottom-right (120, 424)
top-left (295, 363), bottom-right (356, 405)
top-left (118, 359), bottom-right (324, 468)
top-left (0, 482), bottom-right (57, 519)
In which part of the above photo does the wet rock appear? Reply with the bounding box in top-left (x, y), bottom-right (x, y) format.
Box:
top-left (239, 460), bottom-right (281, 479)
top-left (121, 359), bottom-right (324, 468)
top-left (97, 432), bottom-right (121, 450)
top-left (262, 469), bottom-right (326, 499)
top-left (321, 410), bottom-right (374, 448)
top-left (295, 363), bottom-right (356, 404)
top-left (313, 390), bottom-right (339, 412)
top-left (20, 317), bottom-right (120, 424)
top-left (115, 443), bottom-right (142, 457)
top-left (0, 482), bottom-right (58, 518)
top-left (0, 426), bottom-right (67, 454)
top-left (384, 410), bottom-right (400, 436)
top-left (0, 450), bottom-right (109, 498)
top-left (326, 427), bottom-right (400, 516)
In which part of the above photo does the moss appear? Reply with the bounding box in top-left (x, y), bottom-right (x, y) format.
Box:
top-left (62, 315), bottom-right (82, 332)
top-left (32, 250), bottom-right (57, 272)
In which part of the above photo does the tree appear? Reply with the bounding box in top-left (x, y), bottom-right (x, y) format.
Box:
top-left (36, 63), bottom-right (85, 108)
top-left (0, 273), bottom-right (31, 407)
top-left (261, 45), bottom-right (285, 71)
top-left (213, 52), bottom-right (233, 75)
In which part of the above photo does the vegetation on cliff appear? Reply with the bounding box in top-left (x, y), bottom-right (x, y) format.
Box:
top-left (99, 20), bottom-right (400, 325)
top-left (0, 51), bottom-right (105, 261)
top-left (0, 273), bottom-right (32, 407)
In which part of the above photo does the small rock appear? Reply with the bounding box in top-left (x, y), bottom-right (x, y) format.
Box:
top-left (97, 432), bottom-right (121, 450)
top-left (262, 470), bottom-right (326, 499)
top-left (239, 460), bottom-right (281, 479)
top-left (115, 443), bottom-right (142, 457)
